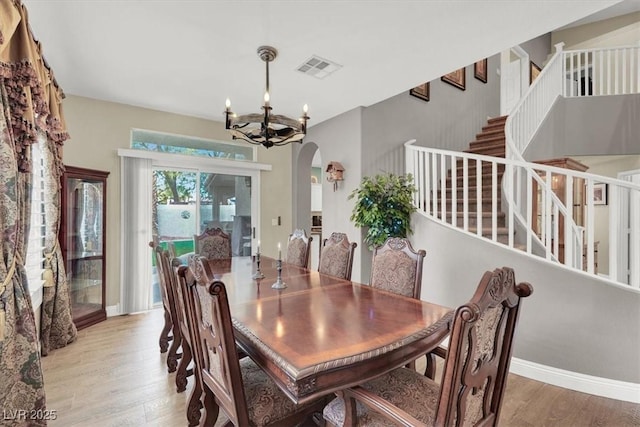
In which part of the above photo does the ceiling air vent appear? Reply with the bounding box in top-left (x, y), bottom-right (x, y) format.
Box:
top-left (297, 55), bottom-right (342, 79)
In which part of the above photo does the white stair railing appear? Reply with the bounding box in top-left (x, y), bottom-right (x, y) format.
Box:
top-left (504, 43), bottom-right (640, 286)
top-left (406, 142), bottom-right (585, 269)
top-left (406, 43), bottom-right (640, 287)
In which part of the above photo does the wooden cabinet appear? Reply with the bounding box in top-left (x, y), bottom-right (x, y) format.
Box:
top-left (59, 166), bottom-right (109, 330)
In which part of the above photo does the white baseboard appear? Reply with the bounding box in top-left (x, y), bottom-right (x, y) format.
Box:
top-left (106, 304), bottom-right (121, 317)
top-left (510, 358), bottom-right (640, 403)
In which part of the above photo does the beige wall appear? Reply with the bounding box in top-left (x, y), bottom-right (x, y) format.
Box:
top-left (62, 95), bottom-right (292, 308)
top-left (552, 11), bottom-right (640, 49)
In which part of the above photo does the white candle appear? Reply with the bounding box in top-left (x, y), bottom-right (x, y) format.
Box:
top-left (278, 242), bottom-right (281, 260)
top-left (257, 240), bottom-right (261, 255)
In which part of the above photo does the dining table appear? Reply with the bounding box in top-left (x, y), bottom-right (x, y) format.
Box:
top-left (204, 255), bottom-right (454, 405)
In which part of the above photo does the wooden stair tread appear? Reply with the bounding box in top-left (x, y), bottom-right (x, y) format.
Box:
top-left (476, 128), bottom-right (506, 139)
top-left (487, 115), bottom-right (508, 124)
top-left (468, 226), bottom-right (510, 234)
top-left (469, 136), bottom-right (506, 147)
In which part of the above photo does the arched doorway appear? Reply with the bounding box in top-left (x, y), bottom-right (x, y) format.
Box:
top-left (294, 141), bottom-right (322, 269)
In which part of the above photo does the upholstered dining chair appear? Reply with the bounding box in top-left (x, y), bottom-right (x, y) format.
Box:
top-left (150, 242), bottom-right (180, 370)
top-left (183, 255), bottom-right (327, 427)
top-left (150, 239), bottom-right (171, 354)
top-left (194, 227), bottom-right (232, 259)
top-left (323, 267), bottom-right (533, 427)
top-left (156, 247), bottom-right (195, 394)
top-left (285, 228), bottom-right (313, 269)
top-left (369, 237), bottom-right (426, 299)
top-left (318, 232), bottom-right (357, 280)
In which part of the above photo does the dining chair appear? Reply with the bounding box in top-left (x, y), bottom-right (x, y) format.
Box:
top-left (369, 237), bottom-right (425, 299)
top-left (285, 228), bottom-right (313, 269)
top-left (318, 232), bottom-right (357, 280)
top-left (184, 255), bottom-right (327, 426)
top-left (323, 266), bottom-right (533, 427)
top-left (194, 226), bottom-right (232, 259)
top-left (157, 247), bottom-right (195, 394)
top-left (150, 242), bottom-right (180, 370)
top-left (150, 239), bottom-right (171, 354)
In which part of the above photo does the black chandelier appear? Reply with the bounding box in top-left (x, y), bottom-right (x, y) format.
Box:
top-left (224, 46), bottom-right (309, 149)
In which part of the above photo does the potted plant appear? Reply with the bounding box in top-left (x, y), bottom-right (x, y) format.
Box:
top-left (349, 172), bottom-right (417, 249)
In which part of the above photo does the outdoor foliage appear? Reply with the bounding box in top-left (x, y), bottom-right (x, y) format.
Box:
top-left (349, 172), bottom-right (417, 249)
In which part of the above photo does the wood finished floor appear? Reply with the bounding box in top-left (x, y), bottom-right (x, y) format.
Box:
top-left (41, 309), bottom-right (639, 426)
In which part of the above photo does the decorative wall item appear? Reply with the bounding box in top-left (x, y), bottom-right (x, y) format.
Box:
top-left (474, 58), bottom-right (488, 83)
top-left (593, 183), bottom-right (608, 205)
top-left (530, 61), bottom-right (542, 84)
top-left (326, 161), bottom-right (345, 191)
top-left (409, 82), bottom-right (430, 101)
top-left (441, 67), bottom-right (466, 90)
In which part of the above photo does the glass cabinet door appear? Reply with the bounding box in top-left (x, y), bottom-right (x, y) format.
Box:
top-left (59, 166), bottom-right (109, 330)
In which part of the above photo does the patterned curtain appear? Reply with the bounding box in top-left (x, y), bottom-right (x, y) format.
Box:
top-left (39, 132), bottom-right (76, 355)
top-left (0, 0), bottom-right (70, 423)
top-left (0, 81), bottom-right (45, 427)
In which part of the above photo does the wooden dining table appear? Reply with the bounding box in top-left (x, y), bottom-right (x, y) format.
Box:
top-left (204, 256), bottom-right (454, 405)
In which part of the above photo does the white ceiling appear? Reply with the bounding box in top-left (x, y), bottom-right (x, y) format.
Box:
top-left (23, 0), bottom-right (635, 127)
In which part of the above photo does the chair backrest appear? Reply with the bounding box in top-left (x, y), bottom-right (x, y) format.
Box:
top-left (318, 232), bottom-right (357, 280)
top-left (435, 267), bottom-right (533, 426)
top-left (285, 229), bottom-right (313, 268)
top-left (184, 255), bottom-right (250, 426)
top-left (158, 247), bottom-right (190, 345)
top-left (194, 227), bottom-right (232, 259)
top-left (369, 237), bottom-right (425, 299)
top-left (152, 244), bottom-right (178, 324)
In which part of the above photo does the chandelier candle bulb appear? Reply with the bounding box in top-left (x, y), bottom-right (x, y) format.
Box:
top-left (264, 92), bottom-right (270, 106)
top-left (278, 242), bottom-right (281, 260)
top-left (225, 98), bottom-right (231, 111)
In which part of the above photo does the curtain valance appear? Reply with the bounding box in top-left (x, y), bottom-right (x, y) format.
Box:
top-left (0, 0), bottom-right (68, 172)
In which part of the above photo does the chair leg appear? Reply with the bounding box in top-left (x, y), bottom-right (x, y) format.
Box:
top-left (159, 309), bottom-right (172, 353)
top-left (176, 339), bottom-right (193, 393)
top-left (186, 379), bottom-right (203, 427)
top-left (425, 353), bottom-right (436, 379)
top-left (201, 387), bottom-right (220, 427)
top-left (167, 328), bottom-right (182, 372)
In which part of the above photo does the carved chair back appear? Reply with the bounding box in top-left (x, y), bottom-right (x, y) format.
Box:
top-left (370, 237), bottom-right (426, 299)
top-left (435, 267), bottom-right (533, 426)
top-left (285, 229), bottom-right (313, 268)
top-left (194, 227), bottom-right (232, 259)
top-left (318, 232), bottom-right (357, 280)
top-left (185, 255), bottom-right (250, 426)
top-left (152, 244), bottom-right (177, 323)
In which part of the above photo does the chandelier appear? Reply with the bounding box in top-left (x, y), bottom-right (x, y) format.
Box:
top-left (224, 46), bottom-right (310, 149)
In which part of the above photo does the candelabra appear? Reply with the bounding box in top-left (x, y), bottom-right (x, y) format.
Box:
top-left (272, 258), bottom-right (286, 289)
top-left (252, 252), bottom-right (265, 280)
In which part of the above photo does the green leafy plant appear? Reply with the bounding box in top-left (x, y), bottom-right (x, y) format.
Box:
top-left (349, 172), bottom-right (417, 249)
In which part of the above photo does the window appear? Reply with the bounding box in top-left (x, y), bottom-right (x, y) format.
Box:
top-left (131, 129), bottom-right (255, 161)
top-left (25, 134), bottom-right (46, 311)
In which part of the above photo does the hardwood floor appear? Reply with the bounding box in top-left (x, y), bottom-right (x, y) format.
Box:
top-left (41, 309), bottom-right (639, 426)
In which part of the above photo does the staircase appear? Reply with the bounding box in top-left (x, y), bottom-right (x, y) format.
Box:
top-left (408, 44), bottom-right (640, 286)
top-left (440, 115), bottom-right (510, 244)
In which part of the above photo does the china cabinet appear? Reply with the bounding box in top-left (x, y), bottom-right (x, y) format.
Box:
top-left (59, 166), bottom-right (109, 329)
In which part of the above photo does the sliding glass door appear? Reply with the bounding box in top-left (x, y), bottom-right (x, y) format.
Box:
top-left (152, 168), bottom-right (257, 304)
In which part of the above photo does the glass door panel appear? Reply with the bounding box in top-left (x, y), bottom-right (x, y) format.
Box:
top-left (200, 173), bottom-right (253, 256)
